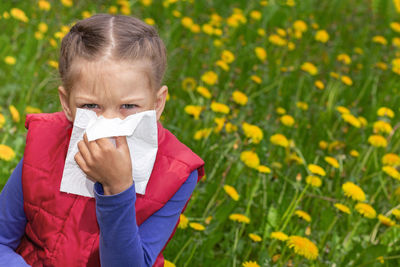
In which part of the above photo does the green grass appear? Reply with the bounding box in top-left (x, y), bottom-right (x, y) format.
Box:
top-left (1, 0), bottom-right (400, 266)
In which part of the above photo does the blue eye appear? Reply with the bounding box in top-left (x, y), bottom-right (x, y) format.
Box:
top-left (121, 104), bottom-right (138, 109)
top-left (82, 104), bottom-right (99, 109)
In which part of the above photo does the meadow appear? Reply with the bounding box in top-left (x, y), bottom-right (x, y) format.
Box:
top-left (1, 0), bottom-right (400, 266)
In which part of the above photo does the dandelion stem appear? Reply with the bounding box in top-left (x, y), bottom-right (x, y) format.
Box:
top-left (232, 227), bottom-right (240, 267)
top-left (173, 236), bottom-right (193, 264)
top-left (183, 240), bottom-right (199, 267)
top-left (319, 215), bottom-right (338, 251)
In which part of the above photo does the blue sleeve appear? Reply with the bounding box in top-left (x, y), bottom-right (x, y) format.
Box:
top-left (0, 157), bottom-right (30, 266)
top-left (94, 169), bottom-right (198, 267)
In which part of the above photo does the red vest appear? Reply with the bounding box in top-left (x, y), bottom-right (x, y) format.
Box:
top-left (16, 112), bottom-right (205, 267)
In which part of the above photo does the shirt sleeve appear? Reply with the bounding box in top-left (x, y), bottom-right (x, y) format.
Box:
top-left (0, 157), bottom-right (31, 266)
top-left (94, 169), bottom-right (198, 267)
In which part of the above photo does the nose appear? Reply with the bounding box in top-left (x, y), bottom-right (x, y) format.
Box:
top-left (98, 109), bottom-right (123, 119)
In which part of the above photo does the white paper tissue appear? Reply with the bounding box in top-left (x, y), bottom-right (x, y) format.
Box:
top-left (60, 108), bottom-right (158, 197)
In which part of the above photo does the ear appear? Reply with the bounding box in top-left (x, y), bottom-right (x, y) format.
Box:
top-left (58, 86), bottom-right (73, 122)
top-left (155, 85), bottom-right (168, 121)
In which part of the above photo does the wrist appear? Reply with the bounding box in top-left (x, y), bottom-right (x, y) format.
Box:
top-left (102, 180), bottom-right (133, 195)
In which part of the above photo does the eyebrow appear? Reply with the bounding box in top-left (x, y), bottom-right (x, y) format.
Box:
top-left (74, 95), bottom-right (146, 102)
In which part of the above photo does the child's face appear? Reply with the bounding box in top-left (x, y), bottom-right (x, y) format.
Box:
top-left (58, 59), bottom-right (168, 122)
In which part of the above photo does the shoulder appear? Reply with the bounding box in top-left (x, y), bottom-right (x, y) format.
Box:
top-left (25, 112), bottom-right (70, 129)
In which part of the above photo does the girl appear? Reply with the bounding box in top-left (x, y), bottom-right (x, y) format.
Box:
top-left (0, 14), bottom-right (205, 266)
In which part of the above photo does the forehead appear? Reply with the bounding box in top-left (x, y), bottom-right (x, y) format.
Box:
top-left (69, 59), bottom-right (153, 98)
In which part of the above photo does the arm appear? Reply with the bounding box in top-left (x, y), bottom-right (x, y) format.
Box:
top-left (94, 169), bottom-right (198, 267)
top-left (0, 158), bottom-right (30, 266)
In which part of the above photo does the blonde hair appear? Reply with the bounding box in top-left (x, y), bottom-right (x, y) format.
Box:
top-left (59, 14), bottom-right (167, 92)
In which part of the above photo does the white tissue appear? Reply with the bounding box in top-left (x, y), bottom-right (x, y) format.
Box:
top-left (60, 108), bottom-right (158, 197)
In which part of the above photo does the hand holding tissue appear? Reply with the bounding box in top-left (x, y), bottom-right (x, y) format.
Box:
top-left (60, 108), bottom-right (158, 198)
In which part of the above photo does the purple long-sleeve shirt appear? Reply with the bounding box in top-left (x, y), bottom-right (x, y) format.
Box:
top-left (0, 157), bottom-right (197, 266)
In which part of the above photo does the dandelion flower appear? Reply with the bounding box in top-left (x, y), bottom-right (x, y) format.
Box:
top-left (373, 120), bottom-right (392, 134)
top-left (242, 261), bottom-right (260, 267)
top-left (229, 213), bottom-right (250, 224)
top-left (254, 47), bottom-right (267, 62)
top-left (382, 153), bottom-right (400, 166)
top-left (196, 86), bottom-right (212, 99)
top-left (270, 231), bottom-right (288, 241)
top-left (189, 222), bottom-right (205, 231)
top-left (221, 50), bottom-right (235, 63)
top-left (0, 114), bottom-right (5, 128)
top-left (341, 75), bottom-right (353, 86)
top-left (193, 128), bottom-right (212, 140)
top-left (25, 106), bottom-right (42, 114)
top-left (240, 150), bottom-right (260, 169)
top-left (182, 77), bottom-right (197, 91)
top-left (251, 75), bottom-right (262, 84)
top-left (382, 166), bottom-right (400, 180)
top-left (211, 101), bottom-right (229, 114)
top-left (223, 185), bottom-right (240, 201)
top-left (337, 53), bottom-right (352, 65)
top-left (315, 29), bottom-right (329, 43)
top-left (270, 133), bottom-right (289, 147)
top-left (201, 71), bottom-right (218, 85)
top-left (392, 209), bottom-right (400, 220)
top-left (377, 107), bottom-right (394, 118)
top-left (10, 8), bottom-right (29, 22)
top-left (306, 175), bottom-right (322, 187)
top-left (324, 156), bottom-right (339, 168)
top-left (164, 260), bottom-right (176, 267)
top-left (4, 56), bottom-right (16, 65)
top-left (372, 35), bottom-right (388, 45)
top-left (308, 164), bottom-right (326, 176)
top-left (178, 214), bottom-right (189, 229)
top-left (258, 165), bottom-right (271, 173)
top-left (248, 233), bottom-right (262, 242)
top-left (350, 150), bottom-right (359, 157)
top-left (280, 115), bottom-right (295, 127)
top-left (0, 145), bottom-right (16, 161)
top-left (368, 135), bottom-right (387, 147)
top-left (378, 214), bottom-right (396, 226)
top-left (242, 122), bottom-right (263, 143)
top-left (287, 235), bottom-right (318, 260)
top-left (293, 20), bottom-right (307, 32)
top-left (334, 203), bottom-right (351, 214)
top-left (214, 117), bottom-right (226, 133)
top-left (314, 80), bottom-right (325, 90)
top-left (301, 62), bottom-right (318, 75)
top-left (184, 105), bottom-right (203, 120)
top-left (38, 0), bottom-right (51, 11)
top-left (355, 203), bottom-right (376, 219)
top-left (336, 106), bottom-right (350, 114)
top-left (342, 182), bottom-right (366, 202)
top-left (9, 105), bottom-right (20, 123)
top-left (295, 210), bottom-right (311, 222)
top-left (232, 90), bottom-right (248, 105)
top-left (342, 113), bottom-right (361, 128)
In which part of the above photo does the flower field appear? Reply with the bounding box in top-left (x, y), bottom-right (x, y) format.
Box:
top-left (1, 0), bottom-right (400, 266)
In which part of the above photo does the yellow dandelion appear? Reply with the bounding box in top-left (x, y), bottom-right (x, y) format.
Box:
top-left (392, 58), bottom-right (400, 75)
top-left (296, 101), bottom-right (308, 110)
top-left (342, 182), bottom-right (366, 202)
top-left (232, 90), bottom-right (248, 105)
top-left (4, 56), bottom-right (16, 65)
top-left (280, 115), bottom-right (295, 127)
top-left (9, 105), bottom-right (20, 123)
top-left (341, 75), bottom-right (353, 86)
top-left (337, 53), bottom-right (352, 65)
top-left (242, 122), bottom-right (263, 144)
top-left (377, 107), bottom-right (394, 118)
top-left (38, 0), bottom-right (51, 11)
top-left (287, 236), bottom-right (318, 260)
top-left (375, 62), bottom-right (388, 70)
top-left (319, 140), bottom-right (328, 150)
top-left (301, 62), bottom-right (318, 75)
top-left (223, 185), bottom-right (240, 201)
top-left (355, 203), bottom-right (376, 219)
top-left (270, 133), bottom-right (289, 147)
top-left (211, 101), bottom-right (230, 114)
top-left (334, 203), bottom-right (351, 214)
top-left (372, 35), bottom-right (388, 45)
top-left (178, 214), bottom-right (189, 229)
top-left (240, 150), bottom-right (260, 169)
top-left (276, 107), bottom-right (286, 115)
top-left (342, 113), bottom-right (361, 128)
top-left (254, 47), bottom-right (267, 62)
top-left (250, 10), bottom-right (262, 20)
top-left (0, 144), bottom-right (16, 161)
top-left (48, 60), bottom-right (58, 69)
top-left (214, 117), bottom-right (226, 133)
top-left (270, 231), bottom-right (288, 241)
top-left (144, 18), bottom-right (155, 25)
top-left (324, 156), bottom-right (339, 169)
top-left (61, 0), bottom-right (73, 7)
top-left (0, 114), bottom-right (5, 128)
top-left (221, 50), bottom-right (235, 64)
top-left (10, 8), bottom-right (29, 22)
top-left (382, 166), bottom-right (400, 180)
top-left (225, 122), bottom-right (238, 133)
top-left (196, 86), bottom-right (212, 99)
top-left (305, 175), bottom-right (322, 187)
top-left (314, 80), bottom-right (325, 90)
top-left (25, 106), bottom-right (42, 114)
top-left (189, 222), bottom-right (205, 231)
top-left (382, 153), bottom-right (400, 166)
top-left (295, 210), bottom-right (312, 222)
top-left (184, 105), bottom-right (203, 120)
top-left (242, 261), bottom-right (260, 267)
top-left (336, 106), bottom-right (350, 114)
top-left (229, 213), bottom-right (250, 224)
top-left (392, 209), bottom-right (400, 220)
top-left (368, 134), bottom-right (387, 148)
top-left (269, 34), bottom-right (287, 46)
top-left (193, 128), bottom-right (212, 140)
top-left (293, 20), bottom-right (307, 32)
top-left (391, 22), bottom-right (400, 33)
top-left (248, 233), bottom-right (262, 242)
top-left (378, 214), bottom-right (396, 226)
top-left (182, 77), bottom-right (197, 91)
top-left (250, 75), bottom-right (262, 84)
top-left (315, 29), bottom-right (329, 43)
top-left (216, 60), bottom-right (229, 71)
top-left (373, 120), bottom-right (392, 134)
top-left (347, 150), bottom-right (359, 159)
top-left (358, 116), bottom-right (368, 127)
top-left (258, 165), bottom-right (271, 173)
top-left (308, 164), bottom-right (326, 176)
top-left (164, 259), bottom-right (176, 267)
top-left (201, 71), bottom-right (218, 85)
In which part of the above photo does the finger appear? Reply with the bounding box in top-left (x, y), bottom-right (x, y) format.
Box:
top-left (74, 151), bottom-right (90, 174)
top-left (77, 140), bottom-right (92, 164)
top-left (115, 136), bottom-right (128, 150)
top-left (95, 137), bottom-right (115, 150)
top-left (84, 133), bottom-right (100, 153)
